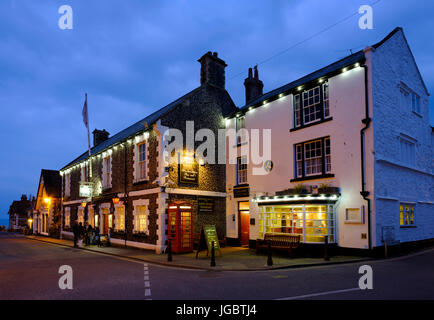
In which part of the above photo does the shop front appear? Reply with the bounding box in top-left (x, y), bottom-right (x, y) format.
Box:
top-left (253, 194), bottom-right (340, 245)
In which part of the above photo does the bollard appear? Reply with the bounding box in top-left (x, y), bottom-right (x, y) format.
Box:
top-left (324, 235), bottom-right (330, 261)
top-left (167, 239), bottom-right (173, 262)
top-left (267, 240), bottom-right (273, 266)
top-left (210, 241), bottom-right (216, 267)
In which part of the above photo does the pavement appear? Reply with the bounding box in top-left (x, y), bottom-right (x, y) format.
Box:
top-left (25, 234), bottom-right (369, 271)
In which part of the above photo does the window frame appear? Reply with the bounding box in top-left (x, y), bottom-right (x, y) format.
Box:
top-left (293, 136), bottom-right (333, 181)
top-left (399, 135), bottom-right (416, 167)
top-left (236, 155), bottom-right (248, 185)
top-left (236, 116), bottom-right (247, 145)
top-left (293, 82), bottom-right (331, 129)
top-left (411, 92), bottom-right (421, 114)
top-left (114, 205), bottom-right (125, 232)
top-left (400, 203), bottom-right (416, 227)
top-left (137, 142), bottom-right (147, 181)
top-left (102, 156), bottom-right (112, 189)
top-left (132, 199), bottom-right (149, 234)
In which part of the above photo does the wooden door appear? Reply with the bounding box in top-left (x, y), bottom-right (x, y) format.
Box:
top-left (240, 211), bottom-right (250, 246)
top-left (103, 214), bottom-right (108, 234)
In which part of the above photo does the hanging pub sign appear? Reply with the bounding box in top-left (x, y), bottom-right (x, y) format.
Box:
top-left (198, 197), bottom-right (214, 213)
top-left (79, 182), bottom-right (93, 198)
top-left (179, 162), bottom-right (199, 184)
top-left (233, 185), bottom-right (250, 198)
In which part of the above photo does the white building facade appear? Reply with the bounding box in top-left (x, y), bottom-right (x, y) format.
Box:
top-left (225, 28), bottom-right (434, 253)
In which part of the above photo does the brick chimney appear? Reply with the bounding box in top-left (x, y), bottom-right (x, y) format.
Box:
top-left (244, 66), bottom-right (264, 104)
top-left (92, 129), bottom-right (110, 147)
top-left (198, 51), bottom-right (227, 89)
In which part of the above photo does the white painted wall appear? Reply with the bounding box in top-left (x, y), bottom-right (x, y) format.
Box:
top-left (226, 66), bottom-right (371, 248)
top-left (370, 29), bottom-right (434, 246)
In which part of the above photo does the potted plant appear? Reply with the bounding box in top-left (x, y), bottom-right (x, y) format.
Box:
top-left (290, 184), bottom-right (310, 195)
top-left (318, 183), bottom-right (340, 194)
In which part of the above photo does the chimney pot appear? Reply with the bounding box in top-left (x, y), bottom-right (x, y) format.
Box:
top-left (244, 66), bottom-right (264, 105)
top-left (198, 51), bottom-right (227, 89)
top-left (92, 129), bottom-right (110, 147)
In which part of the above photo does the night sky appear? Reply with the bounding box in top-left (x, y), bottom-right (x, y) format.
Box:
top-left (1, 0), bottom-right (433, 221)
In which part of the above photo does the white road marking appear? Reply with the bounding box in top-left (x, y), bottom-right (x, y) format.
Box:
top-left (276, 287), bottom-right (361, 300)
top-left (144, 263), bottom-right (152, 300)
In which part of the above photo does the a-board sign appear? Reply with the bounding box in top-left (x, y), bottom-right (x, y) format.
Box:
top-left (195, 225), bottom-right (222, 258)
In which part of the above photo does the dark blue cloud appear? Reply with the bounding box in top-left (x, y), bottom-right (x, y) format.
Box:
top-left (1, 0), bottom-right (433, 219)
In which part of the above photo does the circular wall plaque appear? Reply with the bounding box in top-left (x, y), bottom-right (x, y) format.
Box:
top-left (264, 160), bottom-right (273, 173)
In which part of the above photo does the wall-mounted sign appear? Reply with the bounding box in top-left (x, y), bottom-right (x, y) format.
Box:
top-left (198, 197), bottom-right (214, 213)
top-left (233, 185), bottom-right (249, 198)
top-left (179, 162), bottom-right (199, 184)
top-left (79, 182), bottom-right (93, 198)
top-left (264, 160), bottom-right (273, 173)
top-left (345, 207), bottom-right (365, 224)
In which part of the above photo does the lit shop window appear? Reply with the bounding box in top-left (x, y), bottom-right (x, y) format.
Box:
top-left (88, 206), bottom-right (94, 227)
top-left (64, 207), bottom-right (70, 228)
top-left (134, 205), bottom-right (147, 233)
top-left (400, 203), bottom-right (415, 227)
top-left (114, 206), bottom-right (125, 231)
top-left (77, 208), bottom-right (84, 225)
top-left (258, 205), bottom-right (334, 243)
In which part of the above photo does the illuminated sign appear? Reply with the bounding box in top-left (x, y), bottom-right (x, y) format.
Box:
top-left (79, 182), bottom-right (93, 198)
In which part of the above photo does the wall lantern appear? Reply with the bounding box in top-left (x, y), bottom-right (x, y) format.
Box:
top-left (81, 202), bottom-right (87, 208)
top-left (44, 197), bottom-right (51, 204)
top-left (112, 197), bottom-right (120, 205)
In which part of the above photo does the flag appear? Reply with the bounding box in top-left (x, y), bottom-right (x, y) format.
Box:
top-left (82, 93), bottom-right (89, 129)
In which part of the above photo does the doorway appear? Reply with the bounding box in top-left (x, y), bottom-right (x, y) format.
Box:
top-left (238, 201), bottom-right (250, 247)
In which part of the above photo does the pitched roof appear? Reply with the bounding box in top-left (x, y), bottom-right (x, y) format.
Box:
top-left (373, 27), bottom-right (429, 96)
top-left (231, 27), bottom-right (426, 117)
top-left (234, 50), bottom-right (365, 114)
top-left (40, 169), bottom-right (61, 198)
top-left (61, 86), bottom-right (201, 170)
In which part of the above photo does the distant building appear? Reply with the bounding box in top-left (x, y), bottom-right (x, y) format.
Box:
top-left (225, 27), bottom-right (434, 252)
top-left (8, 195), bottom-right (34, 231)
top-left (59, 51), bottom-right (237, 253)
top-left (33, 169), bottom-right (62, 236)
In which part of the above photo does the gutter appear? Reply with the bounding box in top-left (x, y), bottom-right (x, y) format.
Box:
top-left (360, 64), bottom-right (372, 251)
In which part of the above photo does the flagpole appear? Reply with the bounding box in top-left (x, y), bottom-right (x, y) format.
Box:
top-left (85, 93), bottom-right (92, 179)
